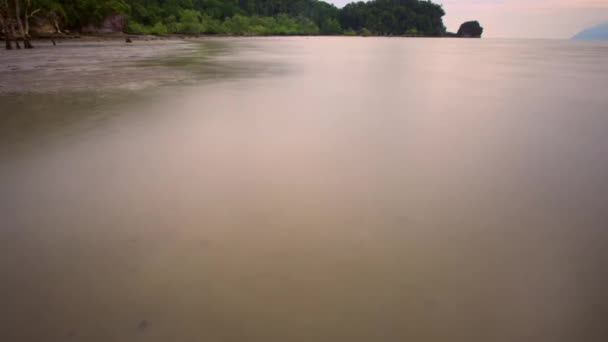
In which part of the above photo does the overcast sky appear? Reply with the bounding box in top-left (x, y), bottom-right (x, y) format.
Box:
top-left (326, 0), bottom-right (608, 38)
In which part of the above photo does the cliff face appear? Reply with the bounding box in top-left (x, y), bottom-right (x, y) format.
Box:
top-left (28, 14), bottom-right (128, 36)
top-left (573, 22), bottom-right (608, 40)
top-left (81, 15), bottom-right (128, 34)
top-left (30, 18), bottom-right (56, 35)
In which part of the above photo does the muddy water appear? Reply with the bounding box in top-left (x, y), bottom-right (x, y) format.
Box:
top-left (1, 37), bottom-right (608, 342)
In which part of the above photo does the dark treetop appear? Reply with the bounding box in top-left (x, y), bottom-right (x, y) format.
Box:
top-left (2, 0), bottom-right (448, 37)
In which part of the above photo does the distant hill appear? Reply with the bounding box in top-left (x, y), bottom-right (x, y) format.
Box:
top-left (573, 22), bottom-right (608, 40)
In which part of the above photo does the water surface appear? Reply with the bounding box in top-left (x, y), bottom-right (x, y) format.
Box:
top-left (1, 37), bottom-right (608, 342)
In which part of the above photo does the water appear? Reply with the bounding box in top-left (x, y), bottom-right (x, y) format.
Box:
top-left (1, 37), bottom-right (608, 342)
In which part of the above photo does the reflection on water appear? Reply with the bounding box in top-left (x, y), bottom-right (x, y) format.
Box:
top-left (1, 37), bottom-right (608, 342)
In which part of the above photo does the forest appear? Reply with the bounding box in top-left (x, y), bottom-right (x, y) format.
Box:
top-left (1, 0), bottom-right (447, 48)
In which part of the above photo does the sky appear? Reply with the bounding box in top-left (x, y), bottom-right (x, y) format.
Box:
top-left (326, 0), bottom-right (608, 38)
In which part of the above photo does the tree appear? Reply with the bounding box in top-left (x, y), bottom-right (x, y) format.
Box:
top-left (320, 17), bottom-right (340, 34)
top-left (2, 0), bottom-right (450, 45)
top-left (339, 0), bottom-right (445, 36)
top-left (0, 0), bottom-right (12, 49)
top-left (14, 0), bottom-right (33, 48)
top-left (23, 0), bottom-right (41, 37)
top-left (1, 0), bottom-right (33, 49)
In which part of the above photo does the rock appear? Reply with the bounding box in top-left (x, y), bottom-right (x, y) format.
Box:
top-left (138, 320), bottom-right (148, 331)
top-left (125, 37), bottom-right (133, 43)
top-left (29, 18), bottom-right (56, 36)
top-left (457, 21), bottom-right (483, 38)
top-left (82, 14), bottom-right (128, 34)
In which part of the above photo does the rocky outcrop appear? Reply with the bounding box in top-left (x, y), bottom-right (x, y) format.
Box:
top-left (81, 14), bottom-right (127, 34)
top-left (29, 17), bottom-right (56, 36)
top-left (456, 21), bottom-right (483, 38)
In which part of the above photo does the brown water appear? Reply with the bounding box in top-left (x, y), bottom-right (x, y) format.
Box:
top-left (1, 37), bottom-right (608, 342)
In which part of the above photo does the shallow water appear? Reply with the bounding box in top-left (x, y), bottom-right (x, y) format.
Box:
top-left (1, 37), bottom-right (608, 342)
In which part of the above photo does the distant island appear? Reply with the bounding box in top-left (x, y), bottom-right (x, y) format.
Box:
top-left (572, 22), bottom-right (608, 40)
top-left (1, 0), bottom-right (482, 49)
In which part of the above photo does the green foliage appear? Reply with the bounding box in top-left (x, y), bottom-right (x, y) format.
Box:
top-left (320, 17), bottom-right (341, 35)
top-left (126, 21), bottom-right (148, 34)
top-left (295, 16), bottom-right (320, 35)
top-left (340, 0), bottom-right (446, 36)
top-left (272, 13), bottom-right (299, 35)
top-left (175, 9), bottom-right (204, 34)
top-left (343, 28), bottom-right (356, 36)
top-left (102, 0), bottom-right (130, 16)
top-left (44, 0), bottom-right (131, 27)
top-left (359, 27), bottom-right (371, 36)
top-left (406, 27), bottom-right (418, 35)
top-left (150, 21), bottom-right (169, 35)
top-left (29, 0), bottom-right (448, 37)
top-left (31, 0), bottom-right (67, 27)
top-left (201, 15), bottom-right (224, 34)
top-left (222, 15), bottom-right (250, 35)
top-left (127, 20), bottom-right (168, 35)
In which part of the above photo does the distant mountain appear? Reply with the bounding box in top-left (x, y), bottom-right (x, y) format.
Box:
top-left (572, 22), bottom-right (608, 40)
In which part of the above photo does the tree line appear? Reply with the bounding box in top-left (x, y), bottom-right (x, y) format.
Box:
top-left (1, 0), bottom-right (448, 49)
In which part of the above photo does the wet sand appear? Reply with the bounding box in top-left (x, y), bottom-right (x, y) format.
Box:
top-left (1, 37), bottom-right (608, 342)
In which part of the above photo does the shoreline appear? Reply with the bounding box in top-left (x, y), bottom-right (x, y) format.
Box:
top-left (24, 32), bottom-right (475, 43)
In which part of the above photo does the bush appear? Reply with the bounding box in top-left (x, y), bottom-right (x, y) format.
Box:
top-left (127, 21), bottom-right (150, 34)
top-left (128, 12), bottom-right (324, 36)
top-left (126, 21), bottom-right (167, 35)
top-left (343, 28), bottom-right (357, 36)
top-left (201, 15), bottom-right (224, 34)
top-left (165, 15), bottom-right (178, 33)
top-left (320, 18), bottom-right (342, 35)
top-left (176, 9), bottom-right (204, 34)
top-left (295, 16), bottom-right (320, 35)
top-left (223, 15), bottom-right (251, 35)
top-left (149, 22), bottom-right (168, 35)
top-left (272, 14), bottom-right (299, 35)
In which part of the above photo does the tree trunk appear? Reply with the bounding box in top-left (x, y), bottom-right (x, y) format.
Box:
top-left (23, 0), bottom-right (37, 37)
top-left (23, 0), bottom-right (28, 36)
top-left (0, 14), bottom-right (12, 49)
top-left (14, 0), bottom-right (31, 48)
top-left (49, 12), bottom-right (59, 45)
top-left (51, 14), bottom-right (61, 34)
top-left (1, 0), bottom-right (11, 49)
top-left (10, 19), bottom-right (19, 48)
